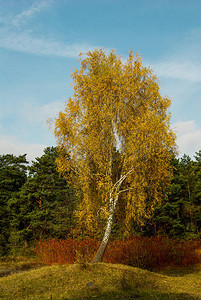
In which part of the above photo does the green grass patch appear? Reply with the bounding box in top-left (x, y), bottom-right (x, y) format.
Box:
top-left (0, 262), bottom-right (201, 299)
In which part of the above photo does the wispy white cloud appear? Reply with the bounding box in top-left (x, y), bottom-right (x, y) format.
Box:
top-left (150, 61), bottom-right (201, 83)
top-left (173, 120), bottom-right (201, 158)
top-left (21, 99), bottom-right (65, 123)
top-left (0, 99), bottom-right (62, 157)
top-left (148, 28), bottom-right (201, 83)
top-left (0, 0), bottom-right (53, 28)
top-left (0, 99), bottom-right (60, 162)
top-left (0, 0), bottom-right (97, 58)
top-left (0, 29), bottom-right (95, 58)
top-left (0, 133), bottom-right (46, 162)
top-left (12, 0), bottom-right (53, 27)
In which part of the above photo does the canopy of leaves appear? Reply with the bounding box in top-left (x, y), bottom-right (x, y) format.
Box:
top-left (54, 49), bottom-right (177, 236)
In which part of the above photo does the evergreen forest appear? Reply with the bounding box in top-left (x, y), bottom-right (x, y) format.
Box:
top-left (0, 147), bottom-right (201, 257)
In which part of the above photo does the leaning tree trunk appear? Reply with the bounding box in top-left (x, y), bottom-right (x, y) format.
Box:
top-left (92, 209), bottom-right (114, 263)
top-left (92, 169), bottom-right (130, 263)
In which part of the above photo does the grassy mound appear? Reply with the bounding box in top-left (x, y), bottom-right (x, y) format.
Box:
top-left (0, 262), bottom-right (201, 299)
top-left (0, 256), bottom-right (40, 277)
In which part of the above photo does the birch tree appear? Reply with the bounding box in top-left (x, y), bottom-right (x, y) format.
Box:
top-left (54, 49), bottom-right (177, 262)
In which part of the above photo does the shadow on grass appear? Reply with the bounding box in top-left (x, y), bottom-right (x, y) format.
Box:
top-left (63, 290), bottom-right (200, 300)
top-left (0, 260), bottom-right (44, 277)
top-left (155, 265), bottom-right (201, 277)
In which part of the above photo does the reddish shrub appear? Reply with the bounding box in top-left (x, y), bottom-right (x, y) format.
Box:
top-left (34, 237), bottom-right (201, 270)
top-left (104, 237), bottom-right (201, 270)
top-left (34, 238), bottom-right (99, 265)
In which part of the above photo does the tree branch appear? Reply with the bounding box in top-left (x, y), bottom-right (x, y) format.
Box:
top-left (114, 167), bottom-right (134, 188)
top-left (119, 187), bottom-right (135, 194)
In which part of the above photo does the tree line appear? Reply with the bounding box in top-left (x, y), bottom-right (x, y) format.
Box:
top-left (0, 147), bottom-right (200, 256)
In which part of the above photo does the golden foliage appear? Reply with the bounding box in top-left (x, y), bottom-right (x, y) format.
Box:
top-left (54, 49), bottom-right (177, 235)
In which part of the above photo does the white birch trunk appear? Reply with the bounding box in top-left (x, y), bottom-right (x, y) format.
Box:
top-left (92, 203), bottom-right (115, 263)
top-left (92, 168), bottom-right (133, 263)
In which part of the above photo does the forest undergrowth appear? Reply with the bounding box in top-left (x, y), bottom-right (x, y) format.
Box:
top-left (34, 236), bottom-right (201, 271)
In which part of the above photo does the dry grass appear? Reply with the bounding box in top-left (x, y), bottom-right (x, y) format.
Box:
top-left (0, 261), bottom-right (201, 299)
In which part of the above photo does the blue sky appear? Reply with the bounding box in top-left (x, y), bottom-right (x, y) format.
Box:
top-left (0, 0), bottom-right (200, 161)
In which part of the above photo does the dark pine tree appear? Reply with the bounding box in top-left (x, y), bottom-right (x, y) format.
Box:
top-left (8, 147), bottom-right (77, 254)
top-left (144, 154), bottom-right (201, 239)
top-left (0, 154), bottom-right (28, 255)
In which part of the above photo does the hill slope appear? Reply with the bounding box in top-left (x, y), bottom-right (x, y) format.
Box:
top-left (0, 263), bottom-right (201, 299)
